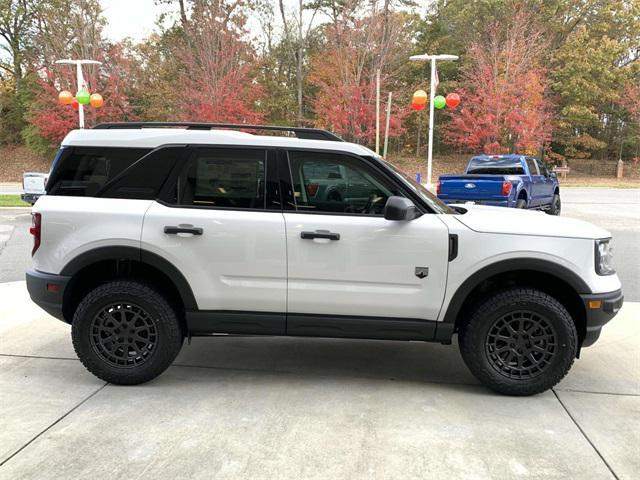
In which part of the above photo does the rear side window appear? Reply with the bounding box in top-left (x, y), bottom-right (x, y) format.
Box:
top-left (47, 147), bottom-right (149, 197)
top-left (526, 158), bottom-right (539, 175)
top-left (178, 148), bottom-right (266, 209)
top-left (101, 146), bottom-right (187, 200)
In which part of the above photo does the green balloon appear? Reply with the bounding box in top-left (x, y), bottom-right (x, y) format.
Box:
top-left (76, 90), bottom-right (90, 105)
top-left (434, 95), bottom-right (446, 109)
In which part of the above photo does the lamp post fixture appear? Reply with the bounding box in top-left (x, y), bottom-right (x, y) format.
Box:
top-left (409, 53), bottom-right (458, 188)
top-left (55, 59), bottom-right (102, 128)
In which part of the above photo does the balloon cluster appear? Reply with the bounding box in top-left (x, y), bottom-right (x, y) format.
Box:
top-left (411, 90), bottom-right (460, 111)
top-left (58, 89), bottom-right (103, 110)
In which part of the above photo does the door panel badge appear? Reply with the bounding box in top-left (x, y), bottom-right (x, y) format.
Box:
top-left (415, 267), bottom-right (429, 279)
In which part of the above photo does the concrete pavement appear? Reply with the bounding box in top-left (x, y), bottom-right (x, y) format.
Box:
top-left (0, 281), bottom-right (638, 479)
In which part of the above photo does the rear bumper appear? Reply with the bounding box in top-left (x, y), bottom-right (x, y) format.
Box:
top-left (21, 193), bottom-right (41, 204)
top-left (26, 269), bottom-right (71, 323)
top-left (580, 289), bottom-right (624, 347)
top-left (440, 198), bottom-right (514, 208)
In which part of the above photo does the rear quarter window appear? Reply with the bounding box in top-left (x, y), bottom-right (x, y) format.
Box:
top-left (47, 147), bottom-right (150, 197)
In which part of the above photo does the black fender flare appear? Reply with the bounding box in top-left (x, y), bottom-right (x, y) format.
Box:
top-left (435, 258), bottom-right (591, 341)
top-left (60, 246), bottom-right (197, 310)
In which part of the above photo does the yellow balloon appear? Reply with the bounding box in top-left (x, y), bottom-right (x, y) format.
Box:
top-left (412, 89), bottom-right (428, 106)
top-left (58, 90), bottom-right (73, 105)
top-left (90, 93), bottom-right (104, 108)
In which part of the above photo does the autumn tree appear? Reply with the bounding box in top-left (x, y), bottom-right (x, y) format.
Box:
top-left (444, 7), bottom-right (552, 154)
top-left (308, 1), bottom-right (414, 144)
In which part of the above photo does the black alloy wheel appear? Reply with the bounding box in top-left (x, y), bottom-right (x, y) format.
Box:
top-left (484, 310), bottom-right (557, 380)
top-left (90, 302), bottom-right (158, 368)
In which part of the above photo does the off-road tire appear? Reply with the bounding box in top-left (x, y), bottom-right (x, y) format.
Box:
top-left (72, 281), bottom-right (183, 385)
top-left (546, 194), bottom-right (561, 216)
top-left (515, 198), bottom-right (527, 209)
top-left (458, 288), bottom-right (577, 396)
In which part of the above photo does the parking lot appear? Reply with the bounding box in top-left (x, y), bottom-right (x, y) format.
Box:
top-left (1, 188), bottom-right (638, 479)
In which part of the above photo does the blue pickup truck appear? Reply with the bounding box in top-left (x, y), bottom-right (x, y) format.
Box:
top-left (437, 154), bottom-right (561, 215)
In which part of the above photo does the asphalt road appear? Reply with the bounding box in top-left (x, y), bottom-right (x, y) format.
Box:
top-left (1, 188), bottom-right (638, 298)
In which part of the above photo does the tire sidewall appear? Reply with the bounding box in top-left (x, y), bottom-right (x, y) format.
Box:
top-left (72, 282), bottom-right (183, 384)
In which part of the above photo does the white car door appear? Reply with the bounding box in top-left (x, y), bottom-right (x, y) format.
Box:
top-left (282, 150), bottom-right (450, 331)
top-left (141, 147), bottom-right (287, 330)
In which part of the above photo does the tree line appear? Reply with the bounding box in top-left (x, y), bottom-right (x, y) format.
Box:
top-left (1, 0), bottom-right (638, 163)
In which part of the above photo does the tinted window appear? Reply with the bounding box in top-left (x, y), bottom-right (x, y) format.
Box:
top-left (467, 157), bottom-right (525, 175)
top-left (101, 147), bottom-right (186, 199)
top-left (526, 158), bottom-right (539, 175)
top-left (287, 151), bottom-right (398, 215)
top-left (47, 147), bottom-right (150, 196)
top-left (535, 159), bottom-right (549, 177)
top-left (179, 148), bottom-right (265, 209)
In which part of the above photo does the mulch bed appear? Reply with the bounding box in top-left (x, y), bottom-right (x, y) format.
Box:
top-left (0, 145), bottom-right (51, 182)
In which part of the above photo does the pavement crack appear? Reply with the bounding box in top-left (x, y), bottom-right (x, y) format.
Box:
top-left (0, 383), bottom-right (108, 467)
top-left (0, 353), bottom-right (78, 362)
top-left (552, 389), bottom-right (620, 480)
top-left (553, 387), bottom-right (638, 397)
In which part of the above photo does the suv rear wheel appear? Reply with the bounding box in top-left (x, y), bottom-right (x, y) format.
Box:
top-left (458, 288), bottom-right (577, 396)
top-left (71, 281), bottom-right (183, 385)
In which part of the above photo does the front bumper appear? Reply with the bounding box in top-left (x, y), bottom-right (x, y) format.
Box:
top-left (26, 269), bottom-right (71, 323)
top-left (580, 289), bottom-right (624, 347)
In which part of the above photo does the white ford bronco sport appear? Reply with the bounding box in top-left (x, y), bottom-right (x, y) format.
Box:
top-left (26, 122), bottom-right (623, 395)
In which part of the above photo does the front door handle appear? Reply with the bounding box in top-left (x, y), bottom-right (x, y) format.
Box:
top-left (301, 230), bottom-right (340, 241)
top-left (164, 226), bottom-right (203, 235)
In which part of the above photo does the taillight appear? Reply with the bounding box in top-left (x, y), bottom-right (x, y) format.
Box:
top-left (30, 212), bottom-right (41, 256)
top-left (436, 180), bottom-right (441, 195)
top-left (501, 181), bottom-right (513, 196)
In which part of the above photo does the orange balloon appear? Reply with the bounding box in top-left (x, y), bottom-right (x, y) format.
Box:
top-left (90, 93), bottom-right (104, 108)
top-left (412, 89), bottom-right (428, 106)
top-left (411, 100), bottom-right (426, 111)
top-left (58, 90), bottom-right (73, 105)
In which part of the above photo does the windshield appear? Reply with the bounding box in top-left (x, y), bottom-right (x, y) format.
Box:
top-left (379, 159), bottom-right (456, 214)
top-left (467, 157), bottom-right (524, 175)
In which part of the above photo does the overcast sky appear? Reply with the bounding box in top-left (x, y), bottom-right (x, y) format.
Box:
top-left (100, 0), bottom-right (303, 43)
top-left (101, 0), bottom-right (170, 42)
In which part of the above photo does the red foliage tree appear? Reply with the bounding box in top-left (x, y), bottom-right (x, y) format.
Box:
top-left (309, 10), bottom-right (411, 144)
top-left (27, 44), bottom-right (137, 148)
top-left (444, 10), bottom-right (552, 154)
top-left (175, 3), bottom-right (264, 124)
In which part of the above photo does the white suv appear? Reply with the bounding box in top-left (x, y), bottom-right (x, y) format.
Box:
top-left (26, 122), bottom-right (623, 395)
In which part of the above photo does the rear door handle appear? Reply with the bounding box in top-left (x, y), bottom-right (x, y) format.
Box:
top-left (164, 226), bottom-right (203, 235)
top-left (301, 230), bottom-right (340, 241)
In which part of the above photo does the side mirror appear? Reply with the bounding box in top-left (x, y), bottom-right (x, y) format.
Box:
top-left (383, 196), bottom-right (420, 221)
top-left (549, 171), bottom-right (557, 179)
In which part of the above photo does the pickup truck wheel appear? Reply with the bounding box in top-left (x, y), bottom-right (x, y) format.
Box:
top-left (515, 198), bottom-right (527, 209)
top-left (546, 194), bottom-right (561, 215)
top-left (458, 288), bottom-right (577, 396)
top-left (71, 281), bottom-right (183, 385)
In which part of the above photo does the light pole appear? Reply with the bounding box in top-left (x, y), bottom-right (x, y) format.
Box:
top-left (55, 59), bottom-right (102, 128)
top-left (409, 53), bottom-right (458, 188)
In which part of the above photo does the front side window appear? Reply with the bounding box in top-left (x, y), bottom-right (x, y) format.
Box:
top-left (287, 151), bottom-right (398, 215)
top-left (178, 148), bottom-right (265, 209)
top-left (526, 158), bottom-right (539, 175)
top-left (535, 159), bottom-right (550, 177)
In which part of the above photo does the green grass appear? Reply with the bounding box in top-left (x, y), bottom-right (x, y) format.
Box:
top-left (0, 195), bottom-right (31, 207)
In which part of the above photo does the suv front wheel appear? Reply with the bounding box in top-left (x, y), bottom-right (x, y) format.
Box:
top-left (72, 281), bottom-right (183, 385)
top-left (459, 288), bottom-right (577, 396)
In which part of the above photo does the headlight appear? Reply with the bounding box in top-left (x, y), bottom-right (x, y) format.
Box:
top-left (595, 238), bottom-right (615, 275)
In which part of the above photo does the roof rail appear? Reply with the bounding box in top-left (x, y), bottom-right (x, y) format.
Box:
top-left (93, 122), bottom-right (343, 142)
